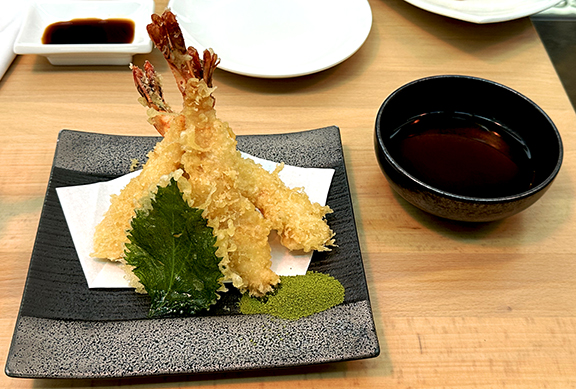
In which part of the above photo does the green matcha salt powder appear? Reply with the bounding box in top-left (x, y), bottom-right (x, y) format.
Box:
top-left (239, 271), bottom-right (345, 320)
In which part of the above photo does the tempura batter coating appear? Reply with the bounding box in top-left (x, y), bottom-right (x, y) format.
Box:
top-left (174, 76), bottom-right (279, 296)
top-left (92, 114), bottom-right (184, 261)
top-left (235, 157), bottom-right (335, 252)
top-left (92, 10), bottom-right (334, 296)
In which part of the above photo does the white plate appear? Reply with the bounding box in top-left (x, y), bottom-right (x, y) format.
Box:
top-left (14, 0), bottom-right (154, 65)
top-left (403, 0), bottom-right (562, 24)
top-left (168, 0), bottom-right (373, 78)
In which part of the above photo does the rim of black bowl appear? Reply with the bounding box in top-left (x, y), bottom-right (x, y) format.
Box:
top-left (375, 74), bottom-right (564, 203)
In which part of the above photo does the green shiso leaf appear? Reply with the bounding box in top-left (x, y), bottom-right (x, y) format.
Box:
top-left (124, 178), bottom-right (223, 318)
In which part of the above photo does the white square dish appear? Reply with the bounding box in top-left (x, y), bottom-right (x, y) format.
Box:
top-left (14, 0), bottom-right (155, 65)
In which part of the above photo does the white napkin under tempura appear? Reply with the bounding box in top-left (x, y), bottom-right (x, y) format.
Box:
top-left (56, 153), bottom-right (335, 288)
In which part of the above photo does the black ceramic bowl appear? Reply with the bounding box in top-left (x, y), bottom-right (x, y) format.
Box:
top-left (374, 75), bottom-right (563, 222)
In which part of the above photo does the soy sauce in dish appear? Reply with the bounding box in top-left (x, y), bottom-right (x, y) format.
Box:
top-left (42, 18), bottom-right (135, 44)
top-left (388, 112), bottom-right (535, 198)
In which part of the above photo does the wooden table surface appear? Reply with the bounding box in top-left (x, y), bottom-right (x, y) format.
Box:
top-left (2, 0), bottom-right (576, 387)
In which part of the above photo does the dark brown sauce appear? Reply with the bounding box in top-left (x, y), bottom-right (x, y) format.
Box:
top-left (389, 112), bottom-right (535, 198)
top-left (42, 18), bottom-right (135, 44)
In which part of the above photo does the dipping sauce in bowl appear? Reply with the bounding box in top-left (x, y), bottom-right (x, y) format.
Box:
top-left (374, 75), bottom-right (563, 222)
top-left (42, 18), bottom-right (135, 44)
top-left (389, 111), bottom-right (536, 198)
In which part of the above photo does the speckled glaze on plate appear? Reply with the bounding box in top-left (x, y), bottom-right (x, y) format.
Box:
top-left (5, 126), bottom-right (379, 379)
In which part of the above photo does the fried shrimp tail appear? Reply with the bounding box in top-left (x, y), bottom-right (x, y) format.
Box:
top-left (132, 61), bottom-right (172, 114)
top-left (146, 11), bottom-right (220, 93)
top-left (93, 9), bottom-right (334, 297)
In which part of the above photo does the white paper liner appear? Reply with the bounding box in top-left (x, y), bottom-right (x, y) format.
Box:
top-left (56, 153), bottom-right (335, 288)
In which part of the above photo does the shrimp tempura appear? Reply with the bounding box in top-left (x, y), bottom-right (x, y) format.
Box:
top-left (92, 10), bottom-right (334, 296)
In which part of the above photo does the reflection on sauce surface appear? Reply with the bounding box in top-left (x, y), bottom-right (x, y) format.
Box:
top-left (42, 18), bottom-right (135, 44)
top-left (389, 112), bottom-right (535, 198)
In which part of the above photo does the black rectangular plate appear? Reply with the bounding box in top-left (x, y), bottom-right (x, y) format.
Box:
top-left (5, 126), bottom-right (379, 379)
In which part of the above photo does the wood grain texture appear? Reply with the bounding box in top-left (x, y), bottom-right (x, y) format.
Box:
top-left (1, 0), bottom-right (576, 387)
